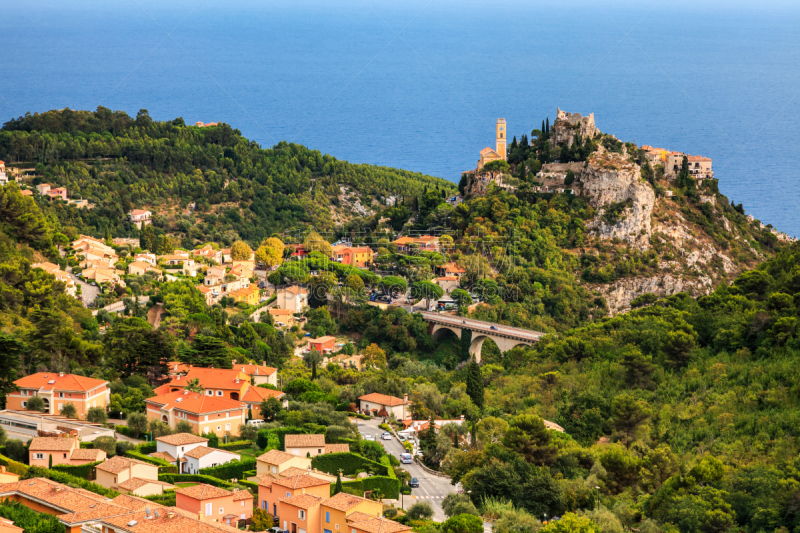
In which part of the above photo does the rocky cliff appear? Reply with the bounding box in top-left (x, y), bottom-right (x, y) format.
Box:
top-left (551, 108), bottom-right (599, 148)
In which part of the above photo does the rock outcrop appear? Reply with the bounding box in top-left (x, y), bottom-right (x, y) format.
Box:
top-left (580, 152), bottom-right (655, 249)
top-left (600, 273), bottom-right (714, 316)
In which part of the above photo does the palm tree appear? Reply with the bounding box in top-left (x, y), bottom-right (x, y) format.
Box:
top-left (184, 378), bottom-right (203, 393)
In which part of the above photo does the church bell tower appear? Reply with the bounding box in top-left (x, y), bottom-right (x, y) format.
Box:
top-left (495, 119), bottom-right (507, 160)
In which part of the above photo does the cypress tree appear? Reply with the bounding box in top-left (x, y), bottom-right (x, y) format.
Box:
top-left (333, 472), bottom-right (343, 495)
top-left (466, 356), bottom-right (484, 411)
top-left (541, 120), bottom-right (545, 135)
top-left (546, 117), bottom-right (550, 134)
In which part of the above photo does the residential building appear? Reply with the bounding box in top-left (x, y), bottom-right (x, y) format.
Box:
top-left (0, 517), bottom-right (22, 533)
top-left (434, 262), bottom-right (465, 277)
top-left (259, 474), bottom-right (330, 520)
top-left (32, 262), bottom-right (77, 297)
top-left (392, 235), bottom-right (440, 253)
top-left (47, 187), bottom-right (68, 201)
top-left (230, 260), bottom-right (255, 278)
top-left (307, 336), bottom-right (336, 354)
top-left (193, 244), bottom-right (223, 264)
top-left (19, 189), bottom-right (32, 196)
top-left (158, 367), bottom-right (251, 401)
top-left (348, 514), bottom-right (412, 533)
top-left (0, 161), bottom-right (7, 186)
top-left (358, 393), bottom-right (409, 420)
top-left (234, 363), bottom-right (278, 387)
top-left (183, 446), bottom-right (241, 475)
top-left (28, 437), bottom-right (106, 467)
top-left (323, 354), bottom-right (363, 371)
top-left (0, 410), bottom-right (115, 443)
top-left (340, 247), bottom-right (374, 267)
top-left (284, 434), bottom-right (330, 458)
top-left (230, 284), bottom-right (260, 305)
top-left (145, 390), bottom-right (246, 438)
top-left (127, 261), bottom-right (162, 278)
top-left (81, 267), bottom-right (123, 287)
top-left (269, 308), bottom-right (296, 326)
top-left (0, 466), bottom-right (20, 484)
top-left (321, 492), bottom-right (384, 533)
top-left (663, 151), bottom-right (713, 180)
top-left (7, 372), bottom-right (109, 419)
top-left (175, 484), bottom-right (253, 527)
top-left (240, 384), bottom-right (284, 417)
top-left (152, 433), bottom-right (209, 468)
top-left (128, 209), bottom-right (152, 229)
top-left (133, 253), bottom-right (157, 266)
top-left (277, 285), bottom-right (308, 312)
top-left (94, 456), bottom-right (173, 497)
top-left (256, 449), bottom-right (312, 478)
top-left (434, 276), bottom-right (460, 295)
top-left (287, 244), bottom-right (309, 258)
top-left (183, 261), bottom-right (202, 277)
top-left (36, 183), bottom-right (51, 195)
top-left (198, 285), bottom-right (215, 305)
top-left (279, 494), bottom-right (323, 533)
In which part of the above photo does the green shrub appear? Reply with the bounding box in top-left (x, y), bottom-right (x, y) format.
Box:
top-left (52, 461), bottom-right (104, 480)
top-left (312, 452), bottom-right (389, 477)
top-left (136, 442), bottom-right (157, 454)
top-left (378, 423), bottom-right (390, 431)
top-left (0, 452), bottom-right (29, 475)
top-left (159, 473), bottom-right (235, 489)
top-left (144, 492), bottom-right (176, 506)
top-left (217, 440), bottom-right (253, 451)
top-left (23, 466), bottom-right (118, 498)
top-left (199, 457), bottom-right (257, 480)
top-left (125, 450), bottom-right (178, 474)
top-left (0, 500), bottom-right (65, 533)
top-left (340, 476), bottom-right (400, 499)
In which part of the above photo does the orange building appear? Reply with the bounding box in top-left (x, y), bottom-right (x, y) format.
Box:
top-left (259, 474), bottom-right (330, 518)
top-left (158, 367), bottom-right (251, 401)
top-left (230, 285), bottom-right (260, 305)
top-left (307, 336), bottom-right (336, 354)
top-left (7, 372), bottom-right (109, 419)
top-left (321, 493), bottom-right (384, 533)
top-left (242, 385), bottom-right (286, 420)
top-left (175, 483), bottom-right (253, 527)
top-left (144, 390), bottom-right (246, 437)
top-left (28, 437), bottom-right (106, 468)
top-left (340, 247), bottom-right (374, 267)
top-left (279, 494), bottom-right (323, 533)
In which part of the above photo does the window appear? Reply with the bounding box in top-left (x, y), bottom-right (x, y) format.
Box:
top-left (335, 525), bottom-right (339, 530)
top-left (206, 390), bottom-right (213, 396)
top-left (203, 427), bottom-right (209, 434)
top-left (217, 426), bottom-right (221, 431)
top-left (205, 415), bottom-right (209, 421)
top-left (63, 453), bottom-right (67, 458)
top-left (35, 453), bottom-right (44, 460)
top-left (59, 392), bottom-right (64, 398)
top-left (205, 503), bottom-right (212, 516)
top-left (22, 402), bottom-right (27, 408)
top-left (262, 500), bottom-right (267, 510)
top-left (219, 508), bottom-right (224, 515)
top-left (225, 424), bottom-right (230, 431)
top-left (299, 510), bottom-right (306, 520)
top-left (286, 492), bottom-right (291, 498)
top-left (272, 466), bottom-right (277, 473)
top-left (326, 512), bottom-right (330, 523)
top-left (216, 391), bottom-right (223, 396)
top-left (318, 449), bottom-right (322, 454)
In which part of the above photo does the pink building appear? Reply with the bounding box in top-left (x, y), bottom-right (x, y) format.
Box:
top-left (28, 437), bottom-right (106, 467)
top-left (175, 483), bottom-right (253, 527)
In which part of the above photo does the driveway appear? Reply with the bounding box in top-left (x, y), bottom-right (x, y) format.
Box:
top-left (355, 418), bottom-right (457, 522)
top-left (66, 266), bottom-right (100, 306)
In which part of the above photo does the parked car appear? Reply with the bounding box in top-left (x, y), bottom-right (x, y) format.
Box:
top-left (381, 432), bottom-right (392, 440)
top-left (409, 477), bottom-right (419, 488)
top-left (247, 419), bottom-right (265, 426)
top-left (364, 434), bottom-right (376, 441)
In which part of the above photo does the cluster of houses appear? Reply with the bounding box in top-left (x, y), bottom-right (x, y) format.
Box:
top-left (640, 145), bottom-right (714, 180)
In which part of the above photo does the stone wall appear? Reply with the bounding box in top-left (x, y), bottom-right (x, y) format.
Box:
top-left (551, 108), bottom-right (599, 148)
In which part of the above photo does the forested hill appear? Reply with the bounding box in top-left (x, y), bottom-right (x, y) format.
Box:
top-left (0, 107), bottom-right (455, 245)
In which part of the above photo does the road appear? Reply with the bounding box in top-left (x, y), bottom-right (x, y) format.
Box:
top-left (355, 417), bottom-right (456, 522)
top-left (420, 312), bottom-right (544, 342)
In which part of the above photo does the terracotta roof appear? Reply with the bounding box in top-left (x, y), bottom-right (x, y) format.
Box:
top-left (111, 493), bottom-right (155, 511)
top-left (14, 373), bottom-right (107, 392)
top-left (309, 336), bottom-right (336, 344)
top-left (100, 507), bottom-right (243, 533)
top-left (117, 478), bottom-right (174, 491)
top-left (280, 467), bottom-right (313, 478)
top-left (436, 276), bottom-right (459, 281)
top-left (0, 478), bottom-right (127, 523)
top-left (254, 473), bottom-right (279, 486)
top-left (322, 492), bottom-right (374, 512)
top-left (273, 474), bottom-right (330, 490)
top-left (325, 444), bottom-right (350, 454)
top-left (280, 493), bottom-right (323, 509)
top-left (96, 456), bottom-right (152, 474)
top-left (284, 434), bottom-right (325, 448)
top-left (146, 390), bottom-right (244, 415)
top-left (149, 451), bottom-right (176, 463)
top-left (349, 516), bottom-right (412, 533)
top-left (168, 367), bottom-right (249, 390)
top-left (347, 512), bottom-right (377, 523)
top-left (242, 385), bottom-right (284, 403)
top-left (176, 483), bottom-right (232, 500)
top-left (269, 308), bottom-right (294, 316)
top-left (130, 209), bottom-right (150, 215)
top-left (358, 393), bottom-right (407, 407)
top-left (28, 437), bottom-right (76, 452)
top-left (236, 364), bottom-right (277, 377)
top-left (155, 433), bottom-right (209, 446)
top-left (281, 285), bottom-right (307, 295)
top-left (257, 449), bottom-right (300, 465)
top-left (182, 446), bottom-right (216, 459)
top-left (167, 362), bottom-right (191, 374)
top-left (71, 448), bottom-right (105, 461)
top-left (232, 490), bottom-right (252, 501)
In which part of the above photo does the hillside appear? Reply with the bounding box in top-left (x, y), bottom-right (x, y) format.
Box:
top-left (0, 107), bottom-right (455, 247)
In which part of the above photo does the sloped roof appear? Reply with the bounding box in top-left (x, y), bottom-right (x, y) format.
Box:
top-left (175, 483), bottom-right (232, 500)
top-left (155, 433), bottom-right (209, 446)
top-left (280, 493), bottom-right (323, 509)
top-left (28, 437), bottom-right (76, 451)
top-left (358, 393), bottom-right (406, 407)
top-left (146, 390), bottom-right (244, 415)
top-left (241, 385), bottom-right (284, 403)
top-left (168, 367), bottom-right (249, 390)
top-left (96, 456), bottom-right (153, 474)
top-left (325, 444), bottom-right (350, 454)
top-left (257, 449), bottom-right (300, 465)
top-left (70, 448), bottom-right (105, 461)
top-left (14, 373), bottom-right (107, 392)
top-left (273, 474), bottom-right (330, 490)
top-left (236, 364), bottom-right (277, 377)
top-left (149, 451), bottom-right (176, 463)
top-left (322, 492), bottom-right (374, 512)
top-left (284, 434), bottom-right (325, 448)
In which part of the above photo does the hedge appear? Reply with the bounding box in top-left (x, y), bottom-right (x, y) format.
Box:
top-left (0, 453), bottom-right (29, 476)
top-left (216, 440), bottom-right (253, 451)
top-left (239, 479), bottom-right (259, 492)
top-left (125, 450), bottom-right (178, 474)
top-left (199, 457), bottom-right (257, 480)
top-left (52, 461), bottom-right (103, 479)
top-left (0, 500), bottom-right (65, 533)
top-left (311, 452), bottom-right (389, 477)
top-left (348, 413), bottom-right (371, 420)
top-left (339, 476), bottom-right (400, 499)
top-left (24, 466), bottom-right (119, 498)
top-left (158, 473), bottom-right (257, 493)
top-left (137, 442), bottom-right (157, 454)
top-left (256, 426), bottom-right (319, 449)
top-left (379, 456), bottom-right (397, 479)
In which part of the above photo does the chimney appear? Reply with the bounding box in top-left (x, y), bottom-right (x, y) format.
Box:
top-left (174, 363), bottom-right (178, 371)
top-left (198, 511), bottom-right (203, 522)
top-left (59, 372), bottom-right (65, 377)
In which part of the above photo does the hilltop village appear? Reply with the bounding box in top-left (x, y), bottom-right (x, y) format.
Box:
top-left (0, 106), bottom-right (798, 533)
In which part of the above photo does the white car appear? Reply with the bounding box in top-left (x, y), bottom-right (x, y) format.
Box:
top-left (381, 432), bottom-right (392, 440)
top-left (364, 434), bottom-right (376, 441)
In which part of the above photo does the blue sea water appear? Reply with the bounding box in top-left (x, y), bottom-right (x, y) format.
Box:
top-left (1, 0), bottom-right (799, 234)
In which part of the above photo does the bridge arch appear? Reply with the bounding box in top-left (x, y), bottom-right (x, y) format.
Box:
top-left (431, 325), bottom-right (461, 342)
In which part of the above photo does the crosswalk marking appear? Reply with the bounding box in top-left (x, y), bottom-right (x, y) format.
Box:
top-left (412, 495), bottom-right (446, 500)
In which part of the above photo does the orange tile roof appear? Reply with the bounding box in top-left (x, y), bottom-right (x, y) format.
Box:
top-left (257, 449), bottom-right (300, 466)
top-left (235, 363), bottom-right (277, 377)
top-left (14, 372), bottom-right (107, 392)
top-left (232, 490), bottom-right (252, 501)
top-left (349, 516), bottom-right (412, 533)
top-left (436, 276), bottom-right (459, 281)
top-left (273, 474), bottom-right (330, 490)
top-left (149, 451), bottom-right (176, 463)
top-left (28, 437), bottom-right (76, 451)
top-left (183, 446), bottom-right (217, 459)
top-left (280, 466), bottom-right (313, 478)
top-left (168, 367), bottom-right (249, 390)
top-left (347, 512), bottom-right (377, 523)
top-left (325, 444), bottom-right (350, 454)
top-left (69, 448), bottom-right (106, 462)
top-left (309, 336), bottom-right (336, 344)
top-left (281, 493), bottom-right (323, 509)
top-left (0, 478), bottom-right (128, 524)
top-left (146, 390), bottom-right (244, 415)
top-left (269, 308), bottom-right (294, 316)
top-left (117, 478), bottom-right (174, 491)
top-left (281, 285), bottom-right (308, 295)
top-left (284, 434), bottom-right (325, 448)
top-left (155, 433), bottom-right (209, 446)
top-left (241, 385), bottom-right (284, 403)
top-left (110, 494), bottom-right (154, 511)
top-left (358, 393), bottom-right (407, 407)
top-left (322, 492), bottom-right (374, 512)
top-left (176, 483), bottom-right (232, 500)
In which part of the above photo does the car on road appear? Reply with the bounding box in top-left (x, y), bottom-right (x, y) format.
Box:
top-left (401, 453), bottom-right (413, 464)
top-left (364, 434), bottom-right (376, 441)
top-left (489, 325), bottom-right (498, 330)
top-left (381, 432), bottom-right (392, 440)
top-left (409, 477), bottom-right (419, 488)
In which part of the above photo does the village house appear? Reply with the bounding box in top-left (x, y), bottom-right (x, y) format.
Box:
top-left (307, 336), bottom-right (336, 354)
top-left (7, 372), bottom-right (109, 419)
top-left (36, 183), bottom-right (51, 195)
top-left (81, 266), bottom-right (124, 287)
top-left (234, 363), bottom-right (278, 387)
top-left (321, 492), bottom-right (385, 533)
top-left (19, 189), bottom-right (33, 196)
top-left (0, 161), bottom-right (8, 185)
top-left (152, 433), bottom-right (209, 471)
top-left (277, 285), bottom-right (309, 312)
top-left (128, 209), bottom-right (152, 229)
top-left (193, 244), bottom-right (224, 264)
top-left (241, 385), bottom-right (286, 419)
top-left (133, 253), bottom-right (157, 266)
top-left (144, 390), bottom-right (246, 438)
top-left (392, 235), bottom-right (440, 253)
top-left (348, 513), bottom-right (412, 533)
top-left (434, 262), bottom-right (465, 277)
top-left (157, 367), bottom-right (251, 401)
top-left (32, 262), bottom-right (77, 297)
top-left (286, 243), bottom-right (309, 258)
top-left (28, 437), bottom-right (106, 467)
top-left (434, 276), bottom-right (460, 295)
top-left (259, 473), bottom-right (330, 520)
top-left (340, 246), bottom-right (374, 267)
top-left (46, 187), bottom-right (68, 201)
top-left (94, 455), bottom-right (173, 497)
top-left (256, 449), bottom-right (312, 478)
top-left (269, 307), bottom-right (296, 326)
top-left (183, 446), bottom-right (241, 475)
top-left (198, 284), bottom-right (215, 305)
top-left (127, 260), bottom-right (162, 279)
top-left (283, 435), bottom-right (347, 458)
top-left (323, 354), bottom-right (364, 371)
top-left (230, 284), bottom-right (260, 305)
top-left (0, 466), bottom-right (20, 484)
top-left (175, 483), bottom-right (253, 527)
top-left (358, 393), bottom-right (409, 420)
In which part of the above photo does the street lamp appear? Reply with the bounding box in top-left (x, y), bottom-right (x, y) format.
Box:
top-left (595, 486), bottom-right (600, 511)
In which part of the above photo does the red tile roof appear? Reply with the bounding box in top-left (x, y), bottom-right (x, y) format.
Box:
top-left (284, 434), bottom-right (326, 448)
top-left (241, 385), bottom-right (284, 403)
top-left (322, 492), bottom-right (374, 512)
top-left (358, 393), bottom-right (407, 407)
top-left (281, 493), bottom-right (323, 509)
top-left (235, 363), bottom-right (277, 377)
top-left (168, 367), bottom-right (249, 390)
top-left (155, 433), bottom-right (209, 446)
top-left (14, 372), bottom-right (107, 392)
top-left (176, 483), bottom-right (232, 500)
top-left (273, 474), bottom-right (330, 490)
top-left (28, 437), bottom-right (76, 452)
top-left (146, 390), bottom-right (244, 415)
top-left (257, 449), bottom-right (300, 466)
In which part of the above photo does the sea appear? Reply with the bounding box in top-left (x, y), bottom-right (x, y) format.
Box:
top-left (2, 0), bottom-right (799, 235)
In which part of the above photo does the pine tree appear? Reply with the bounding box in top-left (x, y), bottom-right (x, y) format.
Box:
top-left (541, 120), bottom-right (545, 135)
top-left (546, 117), bottom-right (550, 134)
top-left (465, 356), bottom-right (484, 411)
top-left (334, 472), bottom-right (343, 495)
